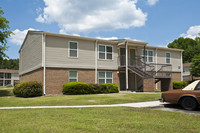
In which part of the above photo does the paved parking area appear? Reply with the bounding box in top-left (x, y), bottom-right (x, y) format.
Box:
top-left (151, 103), bottom-right (200, 115)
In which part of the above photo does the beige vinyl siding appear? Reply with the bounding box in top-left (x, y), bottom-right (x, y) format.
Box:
top-left (97, 44), bottom-right (118, 70)
top-left (45, 35), bottom-right (119, 70)
top-left (137, 47), bottom-right (156, 63)
top-left (19, 33), bottom-right (42, 75)
top-left (45, 35), bottom-right (95, 69)
top-left (157, 50), bottom-right (181, 72)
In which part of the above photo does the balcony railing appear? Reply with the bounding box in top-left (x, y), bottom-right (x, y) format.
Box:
top-left (119, 55), bottom-right (172, 78)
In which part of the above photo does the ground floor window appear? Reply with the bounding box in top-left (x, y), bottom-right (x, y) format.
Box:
top-left (98, 72), bottom-right (113, 84)
top-left (69, 71), bottom-right (78, 82)
top-left (5, 80), bottom-right (11, 86)
top-left (0, 80), bottom-right (3, 86)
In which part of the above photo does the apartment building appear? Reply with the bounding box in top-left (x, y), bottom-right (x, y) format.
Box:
top-left (19, 31), bottom-right (183, 95)
top-left (0, 69), bottom-right (19, 86)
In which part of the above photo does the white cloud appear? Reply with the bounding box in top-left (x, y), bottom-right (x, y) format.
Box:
top-left (147, 0), bottom-right (159, 6)
top-left (9, 28), bottom-right (36, 45)
top-left (96, 36), bottom-right (118, 40)
top-left (180, 25), bottom-right (200, 39)
top-left (36, 0), bottom-right (147, 34)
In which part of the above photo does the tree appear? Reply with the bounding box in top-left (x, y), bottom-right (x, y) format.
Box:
top-left (0, 58), bottom-right (19, 70)
top-left (190, 54), bottom-right (200, 77)
top-left (0, 7), bottom-right (13, 60)
top-left (167, 37), bottom-right (200, 63)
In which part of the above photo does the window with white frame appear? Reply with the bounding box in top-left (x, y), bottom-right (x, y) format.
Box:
top-left (69, 41), bottom-right (78, 58)
top-left (166, 52), bottom-right (171, 64)
top-left (142, 50), bottom-right (154, 63)
top-left (98, 45), bottom-right (113, 60)
top-left (69, 71), bottom-right (78, 82)
top-left (98, 72), bottom-right (113, 84)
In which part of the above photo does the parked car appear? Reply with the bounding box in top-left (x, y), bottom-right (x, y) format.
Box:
top-left (160, 80), bottom-right (200, 110)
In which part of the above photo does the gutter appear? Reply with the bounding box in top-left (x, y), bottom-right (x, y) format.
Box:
top-left (42, 33), bottom-right (46, 96)
top-left (95, 40), bottom-right (98, 83)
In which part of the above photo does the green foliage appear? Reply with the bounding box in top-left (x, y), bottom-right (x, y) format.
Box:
top-left (190, 54), bottom-right (200, 77)
top-left (173, 80), bottom-right (188, 89)
top-left (167, 37), bottom-right (200, 63)
top-left (62, 82), bottom-right (89, 95)
top-left (0, 7), bottom-right (13, 59)
top-left (100, 83), bottom-right (119, 93)
top-left (13, 81), bottom-right (42, 98)
top-left (0, 58), bottom-right (19, 70)
top-left (63, 82), bottom-right (119, 95)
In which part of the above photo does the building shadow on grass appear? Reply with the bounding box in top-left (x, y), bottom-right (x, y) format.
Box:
top-left (0, 90), bottom-right (13, 97)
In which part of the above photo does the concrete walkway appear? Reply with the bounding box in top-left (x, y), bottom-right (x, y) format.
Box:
top-left (0, 101), bottom-right (162, 110)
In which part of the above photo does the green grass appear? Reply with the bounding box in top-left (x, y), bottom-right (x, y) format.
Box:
top-left (0, 92), bottom-right (160, 107)
top-left (0, 107), bottom-right (199, 133)
top-left (0, 87), bottom-right (13, 97)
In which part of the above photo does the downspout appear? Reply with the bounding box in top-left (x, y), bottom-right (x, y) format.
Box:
top-left (95, 40), bottom-right (98, 83)
top-left (42, 33), bottom-right (46, 96)
top-left (155, 48), bottom-right (158, 90)
top-left (180, 51), bottom-right (183, 81)
top-left (125, 41), bottom-right (129, 90)
top-left (144, 46), bottom-right (146, 75)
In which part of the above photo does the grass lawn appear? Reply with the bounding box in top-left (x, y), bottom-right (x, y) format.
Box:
top-left (0, 107), bottom-right (199, 133)
top-left (0, 92), bottom-right (160, 107)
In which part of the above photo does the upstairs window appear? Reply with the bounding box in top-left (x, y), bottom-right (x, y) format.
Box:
top-left (69, 71), bottom-right (78, 82)
top-left (98, 72), bottom-right (113, 84)
top-left (142, 50), bottom-right (154, 63)
top-left (69, 41), bottom-right (78, 58)
top-left (98, 45), bottom-right (113, 60)
top-left (166, 52), bottom-right (171, 64)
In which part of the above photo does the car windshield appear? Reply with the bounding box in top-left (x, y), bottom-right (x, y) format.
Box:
top-left (195, 82), bottom-right (200, 90)
top-left (182, 80), bottom-right (200, 90)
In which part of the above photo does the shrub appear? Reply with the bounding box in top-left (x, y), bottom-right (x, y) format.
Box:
top-left (88, 84), bottom-right (101, 94)
top-left (63, 82), bottom-right (89, 95)
top-left (63, 82), bottom-right (119, 95)
top-left (100, 83), bottom-right (119, 93)
top-left (13, 81), bottom-right (42, 98)
top-left (173, 80), bottom-right (188, 89)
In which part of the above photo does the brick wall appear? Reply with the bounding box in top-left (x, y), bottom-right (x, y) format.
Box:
top-left (20, 68), bottom-right (43, 84)
top-left (171, 72), bottom-right (181, 81)
top-left (143, 78), bottom-right (155, 92)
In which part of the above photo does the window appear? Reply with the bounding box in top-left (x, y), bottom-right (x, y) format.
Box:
top-left (5, 73), bottom-right (11, 79)
top-left (98, 72), bottom-right (113, 84)
top-left (0, 73), bottom-right (3, 79)
top-left (142, 50), bottom-right (154, 63)
top-left (98, 45), bottom-right (113, 60)
top-left (69, 41), bottom-right (78, 58)
top-left (195, 82), bottom-right (200, 90)
top-left (166, 52), bottom-right (171, 64)
top-left (5, 80), bottom-right (11, 86)
top-left (69, 71), bottom-right (78, 82)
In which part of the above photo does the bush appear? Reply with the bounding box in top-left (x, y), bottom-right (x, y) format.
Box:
top-left (63, 82), bottom-right (89, 95)
top-left (13, 81), bottom-right (43, 98)
top-left (173, 80), bottom-right (188, 89)
top-left (100, 83), bottom-right (119, 93)
top-left (63, 82), bottom-right (119, 95)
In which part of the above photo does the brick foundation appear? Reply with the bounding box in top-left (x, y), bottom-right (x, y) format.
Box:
top-left (143, 78), bottom-right (155, 92)
top-left (20, 68), bottom-right (120, 95)
top-left (171, 72), bottom-right (181, 81)
top-left (20, 68), bottom-right (43, 84)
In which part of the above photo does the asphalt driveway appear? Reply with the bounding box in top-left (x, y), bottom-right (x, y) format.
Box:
top-left (151, 103), bottom-right (200, 115)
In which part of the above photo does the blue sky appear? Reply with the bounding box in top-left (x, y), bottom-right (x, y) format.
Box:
top-left (1, 0), bottom-right (200, 59)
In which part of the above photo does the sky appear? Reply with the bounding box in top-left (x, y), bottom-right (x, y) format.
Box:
top-left (1, 0), bottom-right (200, 59)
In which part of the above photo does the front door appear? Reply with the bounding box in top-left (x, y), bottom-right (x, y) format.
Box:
top-left (120, 48), bottom-right (125, 66)
top-left (129, 49), bottom-right (135, 66)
